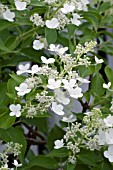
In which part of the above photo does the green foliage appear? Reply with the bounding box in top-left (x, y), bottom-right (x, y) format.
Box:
top-left (0, 0), bottom-right (113, 169)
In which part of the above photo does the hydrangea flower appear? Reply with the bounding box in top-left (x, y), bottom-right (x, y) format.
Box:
top-left (71, 13), bottom-right (82, 26)
top-left (54, 88), bottom-right (70, 105)
top-left (49, 44), bottom-right (68, 55)
top-left (51, 102), bottom-right (65, 115)
top-left (14, 0), bottom-right (27, 11)
top-left (30, 65), bottom-right (41, 74)
top-left (15, 83), bottom-right (31, 96)
top-left (47, 78), bottom-right (61, 89)
top-left (103, 82), bottom-right (111, 89)
top-left (95, 56), bottom-right (104, 64)
top-left (9, 104), bottom-right (21, 117)
top-left (104, 115), bottom-right (113, 127)
top-left (17, 63), bottom-right (30, 75)
top-left (3, 9), bottom-right (15, 22)
top-left (41, 56), bottom-right (55, 64)
top-left (105, 128), bottom-right (113, 144)
top-left (104, 145), bottom-right (113, 162)
top-left (61, 3), bottom-right (75, 14)
top-left (98, 129), bottom-right (106, 145)
top-left (77, 77), bottom-right (90, 83)
top-left (33, 40), bottom-right (44, 50)
top-left (68, 87), bottom-right (83, 99)
top-left (46, 18), bottom-right (59, 29)
top-left (54, 139), bottom-right (64, 149)
top-left (13, 160), bottom-right (22, 167)
top-left (62, 115), bottom-right (76, 122)
top-left (62, 79), bottom-right (76, 90)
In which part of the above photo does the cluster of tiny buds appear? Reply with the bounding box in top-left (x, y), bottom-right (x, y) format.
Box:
top-left (30, 13), bottom-right (44, 27)
top-left (74, 41), bottom-right (97, 56)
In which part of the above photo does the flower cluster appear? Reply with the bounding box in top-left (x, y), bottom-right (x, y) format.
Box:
top-left (9, 41), bottom-right (98, 120)
top-left (0, 142), bottom-right (22, 169)
top-left (54, 108), bottom-right (113, 164)
top-left (0, 3), bottom-right (15, 22)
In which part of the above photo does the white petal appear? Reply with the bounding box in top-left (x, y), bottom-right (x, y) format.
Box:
top-left (9, 112), bottom-right (15, 116)
top-left (9, 104), bottom-right (16, 112)
top-left (48, 58), bottom-right (55, 64)
top-left (31, 65), bottom-right (40, 74)
top-left (15, 1), bottom-right (27, 11)
top-left (41, 56), bottom-right (48, 64)
top-left (95, 56), bottom-right (104, 64)
top-left (16, 104), bottom-right (21, 111)
top-left (17, 91), bottom-right (25, 96)
top-left (15, 87), bottom-right (20, 92)
top-left (3, 9), bottom-right (15, 22)
top-left (46, 18), bottom-right (59, 29)
top-left (16, 111), bottom-right (21, 117)
top-left (33, 40), bottom-right (44, 50)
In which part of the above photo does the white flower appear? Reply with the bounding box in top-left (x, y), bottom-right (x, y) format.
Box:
top-left (30, 65), bottom-right (41, 74)
top-left (77, 77), bottom-right (90, 83)
top-left (46, 18), bottom-right (59, 29)
top-left (3, 9), bottom-right (15, 22)
top-left (104, 145), bottom-right (113, 162)
top-left (41, 56), bottom-right (55, 64)
top-left (103, 82), bottom-right (111, 89)
top-left (104, 115), bottom-right (113, 127)
top-left (54, 139), bottom-right (64, 149)
top-left (68, 87), bottom-right (83, 99)
top-left (17, 63), bottom-right (30, 75)
top-left (54, 88), bottom-right (70, 105)
top-left (81, 0), bottom-right (89, 5)
top-left (15, 83), bottom-right (31, 96)
top-left (98, 129), bottom-right (106, 145)
top-left (71, 13), bottom-right (82, 26)
top-left (33, 40), bottom-right (44, 50)
top-left (77, 2), bottom-right (83, 10)
top-left (47, 78), bottom-right (61, 89)
top-left (49, 44), bottom-right (68, 55)
top-left (15, 0), bottom-right (27, 11)
top-left (62, 79), bottom-right (76, 90)
top-left (9, 104), bottom-right (21, 117)
top-left (62, 115), bottom-right (76, 122)
top-left (95, 56), bottom-right (104, 64)
top-left (13, 160), bottom-right (22, 167)
top-left (51, 102), bottom-right (65, 115)
top-left (61, 3), bottom-right (75, 14)
top-left (105, 128), bottom-right (113, 144)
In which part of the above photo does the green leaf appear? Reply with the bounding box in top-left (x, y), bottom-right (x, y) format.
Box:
top-left (25, 156), bottom-right (58, 169)
top-left (0, 38), bottom-right (10, 52)
top-left (21, 117), bottom-right (48, 133)
top-left (0, 82), bottom-right (10, 105)
top-left (7, 78), bottom-right (18, 100)
top-left (48, 148), bottom-right (68, 158)
top-left (98, 2), bottom-right (111, 13)
top-left (47, 125), bottom-right (65, 151)
top-left (67, 24), bottom-right (76, 37)
top-left (21, 47), bottom-right (42, 62)
top-left (10, 73), bottom-right (26, 84)
top-left (5, 36), bottom-right (22, 51)
top-left (30, 0), bottom-right (46, 7)
top-left (91, 73), bottom-right (105, 96)
top-left (79, 35), bottom-right (95, 44)
top-left (45, 28), bottom-right (57, 45)
top-left (105, 66), bottom-right (113, 87)
top-left (66, 162), bottom-right (76, 170)
top-left (0, 20), bottom-right (15, 32)
top-left (0, 127), bottom-right (27, 162)
top-left (0, 111), bottom-right (16, 129)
